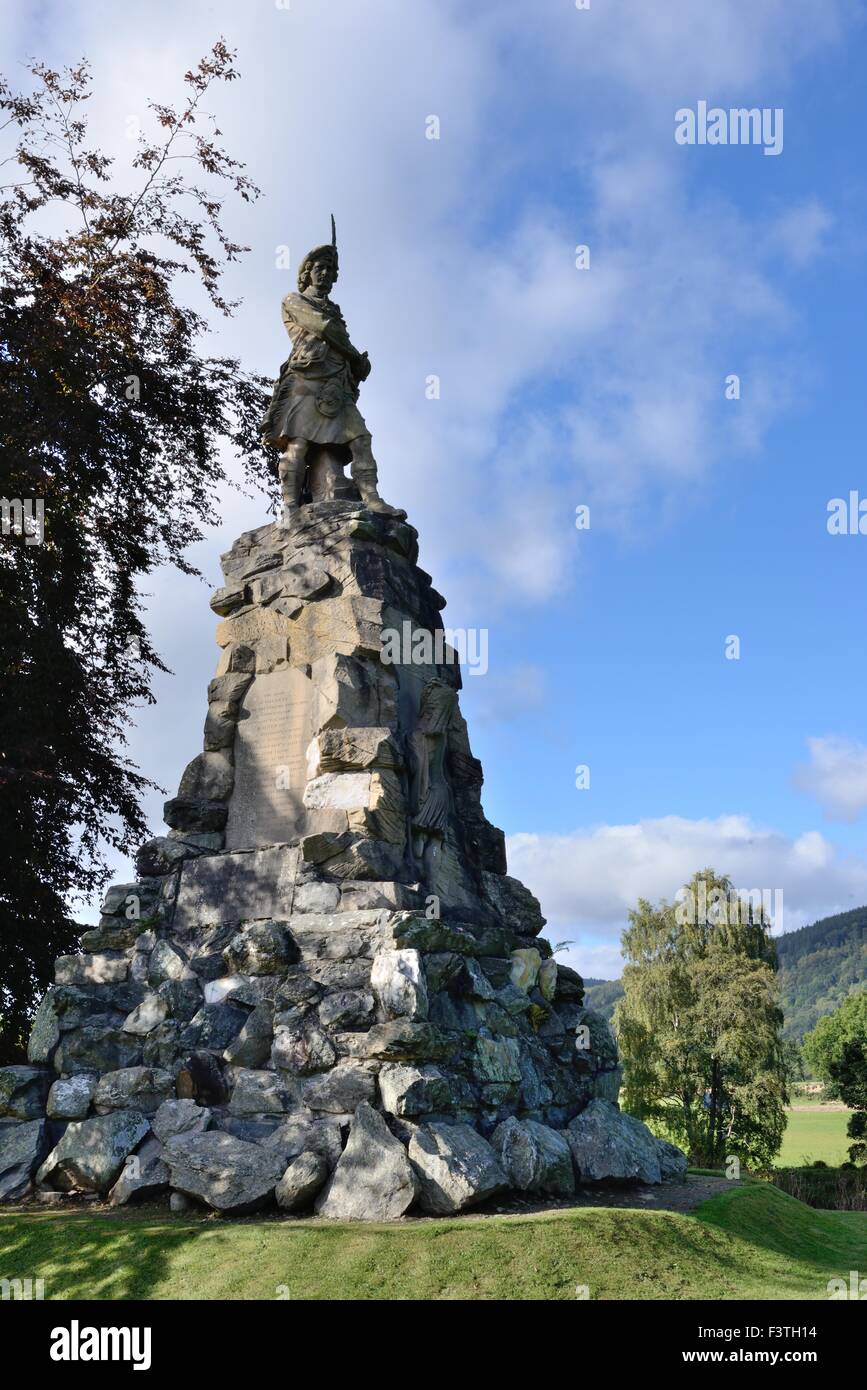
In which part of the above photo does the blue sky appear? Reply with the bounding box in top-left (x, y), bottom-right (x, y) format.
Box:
top-left (5, 0), bottom-right (867, 976)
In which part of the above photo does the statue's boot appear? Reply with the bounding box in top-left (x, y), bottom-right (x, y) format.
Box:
top-left (278, 447), bottom-right (305, 527)
top-left (352, 462), bottom-right (405, 519)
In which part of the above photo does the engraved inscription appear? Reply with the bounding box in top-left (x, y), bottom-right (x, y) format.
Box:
top-left (224, 666), bottom-right (314, 850)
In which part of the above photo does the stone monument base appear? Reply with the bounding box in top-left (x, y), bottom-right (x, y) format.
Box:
top-left (0, 502), bottom-right (686, 1214)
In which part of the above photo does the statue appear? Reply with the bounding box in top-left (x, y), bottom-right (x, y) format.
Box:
top-left (408, 677), bottom-right (459, 881)
top-left (261, 217), bottom-right (402, 524)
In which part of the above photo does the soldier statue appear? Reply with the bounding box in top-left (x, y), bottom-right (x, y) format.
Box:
top-left (261, 217), bottom-right (402, 524)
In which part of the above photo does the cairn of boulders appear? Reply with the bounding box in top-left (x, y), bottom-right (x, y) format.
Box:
top-left (0, 501), bottom-right (685, 1216)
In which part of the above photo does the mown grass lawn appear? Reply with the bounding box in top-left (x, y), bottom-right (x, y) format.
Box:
top-left (776, 1108), bottom-right (852, 1167)
top-left (1, 1182), bottom-right (864, 1300)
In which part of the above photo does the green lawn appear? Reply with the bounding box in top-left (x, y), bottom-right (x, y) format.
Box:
top-left (1, 1182), bottom-right (864, 1300)
top-left (776, 1107), bottom-right (852, 1167)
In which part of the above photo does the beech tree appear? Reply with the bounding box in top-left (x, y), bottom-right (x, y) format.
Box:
top-left (0, 43), bottom-right (272, 1061)
top-left (615, 869), bottom-right (788, 1168)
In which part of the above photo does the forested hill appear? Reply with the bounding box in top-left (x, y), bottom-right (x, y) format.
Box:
top-left (582, 906), bottom-right (867, 1040)
top-left (776, 905), bottom-right (867, 1040)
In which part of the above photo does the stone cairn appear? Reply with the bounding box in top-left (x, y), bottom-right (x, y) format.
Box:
top-left (0, 498), bottom-right (685, 1216)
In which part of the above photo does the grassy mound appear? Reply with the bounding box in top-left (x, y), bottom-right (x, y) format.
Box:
top-left (1, 1182), bottom-right (864, 1300)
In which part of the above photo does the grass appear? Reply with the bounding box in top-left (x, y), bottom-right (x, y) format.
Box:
top-left (776, 1107), bottom-right (852, 1167)
top-left (1, 1182), bottom-right (865, 1300)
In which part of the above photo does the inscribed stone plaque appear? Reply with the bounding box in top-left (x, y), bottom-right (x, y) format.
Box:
top-left (224, 666), bottom-right (314, 850)
top-left (172, 845), bottom-right (300, 932)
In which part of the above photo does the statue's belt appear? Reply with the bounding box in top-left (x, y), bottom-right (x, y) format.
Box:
top-left (278, 372), bottom-right (356, 418)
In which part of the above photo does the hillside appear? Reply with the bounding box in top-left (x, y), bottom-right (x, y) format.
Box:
top-left (775, 906), bottom-right (867, 1040)
top-left (1, 1183), bottom-right (863, 1300)
top-left (582, 905), bottom-right (867, 1040)
top-left (583, 977), bottom-right (623, 1021)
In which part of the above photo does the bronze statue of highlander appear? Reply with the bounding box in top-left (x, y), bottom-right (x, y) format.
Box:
top-left (261, 217), bottom-right (401, 524)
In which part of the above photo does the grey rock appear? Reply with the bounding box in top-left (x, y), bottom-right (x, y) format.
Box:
top-left (0, 1065), bottom-right (51, 1120)
top-left (359, 1020), bottom-right (457, 1063)
top-left (93, 1067), bottom-right (175, 1115)
top-left (55, 954), bottom-right (129, 986)
top-left (27, 992), bottom-right (62, 1064)
top-left (178, 751), bottom-right (234, 802)
top-left (224, 921), bottom-right (298, 975)
top-left (317, 989), bottom-right (374, 1029)
top-left (655, 1136), bottom-right (688, 1181)
top-left (371, 949), bottom-right (428, 1020)
top-left (481, 871), bottom-right (546, 936)
top-left (491, 1117), bottom-right (575, 1195)
top-left (303, 1061), bottom-right (377, 1113)
top-left (565, 1099), bottom-right (663, 1183)
top-left (37, 1110), bottom-right (151, 1192)
top-left (135, 835), bottom-right (198, 877)
top-left (165, 1131), bottom-right (284, 1214)
top-left (148, 940), bottom-right (189, 987)
top-left (180, 1003), bottom-right (249, 1052)
top-left (0, 1120), bottom-right (51, 1199)
top-left (223, 1003), bottom-right (274, 1068)
top-left (263, 1116), bottom-right (345, 1169)
top-left (152, 1099), bottom-right (212, 1145)
top-left (275, 1150), bottom-right (329, 1211)
top-left (47, 1073), bottom-right (97, 1120)
top-left (408, 1122), bottom-right (508, 1214)
top-left (228, 1069), bottom-right (291, 1116)
top-left (123, 992), bottom-right (169, 1036)
top-left (108, 1135), bottom-right (169, 1206)
top-left (315, 1102), bottom-right (418, 1220)
top-left (472, 1036), bottom-right (521, 1084)
top-left (379, 1064), bottom-right (452, 1117)
top-left (55, 1026), bottom-right (143, 1076)
top-left (170, 1191), bottom-right (193, 1213)
top-left (272, 1023), bottom-right (336, 1075)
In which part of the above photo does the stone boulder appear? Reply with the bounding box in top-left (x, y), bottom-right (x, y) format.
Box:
top-left (655, 1136), bottom-right (688, 1181)
top-left (565, 1099), bottom-right (664, 1184)
top-left (315, 1101), bottom-right (418, 1220)
top-left (152, 1099), bottom-right (212, 1145)
top-left (47, 1073), bottom-right (97, 1120)
top-left (371, 949), bottom-right (428, 1020)
top-left (378, 1064), bottom-right (452, 1118)
top-left (408, 1122), bottom-right (508, 1214)
top-left (164, 1130), bottom-right (284, 1214)
top-left (0, 1065), bottom-right (50, 1120)
top-left (108, 1135), bottom-right (169, 1206)
top-left (262, 1116), bottom-right (344, 1170)
top-left (491, 1117), bottom-right (575, 1196)
top-left (37, 1111), bottom-right (151, 1192)
top-left (224, 922), bottom-right (298, 976)
top-left (0, 1120), bottom-right (51, 1200)
top-left (93, 1067), bottom-right (175, 1115)
top-left (275, 1151), bottom-right (329, 1212)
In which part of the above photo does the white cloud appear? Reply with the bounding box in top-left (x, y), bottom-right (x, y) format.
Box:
top-left (507, 814), bottom-right (867, 979)
top-left (795, 735), bottom-right (867, 823)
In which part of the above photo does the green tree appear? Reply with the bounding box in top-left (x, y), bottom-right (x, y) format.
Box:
top-left (803, 991), bottom-right (867, 1164)
top-left (0, 44), bottom-right (271, 1062)
top-left (614, 869), bottom-right (788, 1168)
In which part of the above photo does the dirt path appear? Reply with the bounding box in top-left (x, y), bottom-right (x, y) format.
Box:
top-left (435, 1173), bottom-right (736, 1222)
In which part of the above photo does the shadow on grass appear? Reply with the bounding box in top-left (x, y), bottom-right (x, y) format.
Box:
top-left (0, 1210), bottom-right (205, 1300)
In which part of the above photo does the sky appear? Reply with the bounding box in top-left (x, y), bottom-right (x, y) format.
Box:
top-left (4, 0), bottom-right (867, 978)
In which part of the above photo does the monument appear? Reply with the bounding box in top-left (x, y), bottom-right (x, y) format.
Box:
top-left (0, 227), bottom-right (685, 1216)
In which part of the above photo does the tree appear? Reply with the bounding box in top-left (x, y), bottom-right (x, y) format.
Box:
top-left (0, 44), bottom-right (272, 1062)
top-left (803, 991), bottom-right (867, 1164)
top-left (614, 869), bottom-right (788, 1168)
